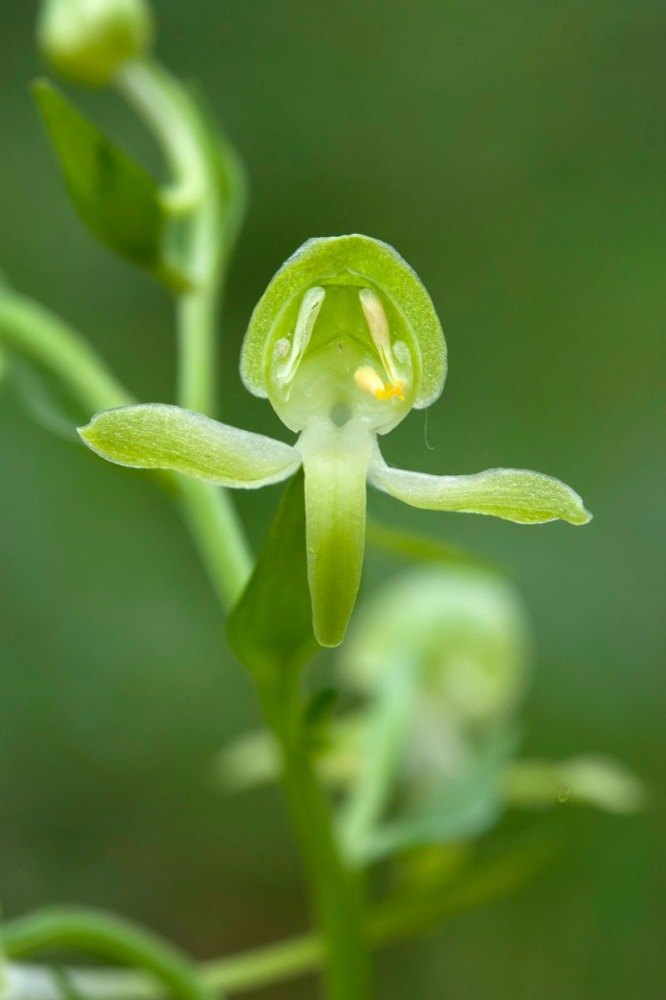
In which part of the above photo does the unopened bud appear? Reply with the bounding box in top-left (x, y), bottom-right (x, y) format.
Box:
top-left (37, 0), bottom-right (154, 87)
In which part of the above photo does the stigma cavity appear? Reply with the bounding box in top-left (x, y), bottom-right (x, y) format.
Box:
top-left (354, 365), bottom-right (406, 401)
top-left (275, 286), bottom-right (326, 385)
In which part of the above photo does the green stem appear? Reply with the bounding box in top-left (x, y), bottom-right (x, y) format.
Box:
top-left (118, 59), bottom-right (210, 216)
top-left (9, 53), bottom-right (363, 1000)
top-left (119, 52), bottom-right (372, 997)
top-left (258, 678), bottom-right (370, 1000)
top-left (4, 844), bottom-right (547, 998)
top-left (2, 908), bottom-right (213, 1000)
top-left (0, 289), bottom-right (133, 413)
top-left (117, 60), bottom-right (253, 601)
top-left (175, 476), bottom-right (251, 608)
top-left (118, 58), bottom-right (224, 417)
top-left (0, 289), bottom-right (251, 606)
top-left (176, 286), bottom-right (220, 418)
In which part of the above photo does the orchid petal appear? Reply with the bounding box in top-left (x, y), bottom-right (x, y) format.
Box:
top-left (79, 403), bottom-right (301, 488)
top-left (370, 452), bottom-right (591, 525)
top-left (297, 419), bottom-right (375, 647)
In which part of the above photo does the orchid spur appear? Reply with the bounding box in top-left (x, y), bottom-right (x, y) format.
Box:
top-left (79, 235), bottom-right (591, 647)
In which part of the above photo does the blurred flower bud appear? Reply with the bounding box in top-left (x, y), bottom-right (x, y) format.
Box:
top-left (336, 567), bottom-right (531, 859)
top-left (342, 565), bottom-right (531, 729)
top-left (37, 0), bottom-right (154, 87)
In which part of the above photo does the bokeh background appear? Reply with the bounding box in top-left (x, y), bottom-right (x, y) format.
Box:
top-left (1, 1), bottom-right (664, 997)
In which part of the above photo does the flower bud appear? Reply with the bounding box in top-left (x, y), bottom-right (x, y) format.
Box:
top-left (342, 566), bottom-right (530, 726)
top-left (37, 0), bottom-right (154, 87)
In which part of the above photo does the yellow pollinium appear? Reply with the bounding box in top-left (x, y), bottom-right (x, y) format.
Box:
top-left (354, 365), bottom-right (406, 401)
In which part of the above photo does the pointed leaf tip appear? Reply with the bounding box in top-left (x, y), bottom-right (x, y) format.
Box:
top-left (227, 470), bottom-right (316, 674)
top-left (33, 80), bottom-right (189, 291)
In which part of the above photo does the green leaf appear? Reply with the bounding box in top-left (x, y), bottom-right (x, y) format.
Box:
top-left (227, 470), bottom-right (316, 676)
top-left (33, 80), bottom-right (189, 291)
top-left (370, 454), bottom-right (592, 525)
top-left (78, 404), bottom-right (300, 488)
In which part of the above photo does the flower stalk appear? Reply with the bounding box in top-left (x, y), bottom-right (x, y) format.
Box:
top-left (116, 57), bottom-right (372, 999)
top-left (257, 675), bottom-right (371, 1000)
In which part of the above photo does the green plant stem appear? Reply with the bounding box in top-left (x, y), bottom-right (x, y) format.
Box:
top-left (0, 289), bottom-right (133, 413)
top-left (3, 843), bottom-right (547, 999)
top-left (176, 284), bottom-right (221, 418)
top-left (2, 45), bottom-right (369, 986)
top-left (118, 59), bottom-right (210, 218)
top-left (258, 677), bottom-right (370, 1000)
top-left (117, 58), bottom-right (253, 603)
top-left (120, 52), bottom-right (372, 998)
top-left (2, 908), bottom-right (213, 1000)
top-left (118, 57), bottom-right (224, 417)
top-left (175, 476), bottom-right (251, 608)
top-left (0, 289), bottom-right (251, 606)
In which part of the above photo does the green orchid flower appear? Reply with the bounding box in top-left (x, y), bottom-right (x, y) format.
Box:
top-left (79, 234), bottom-right (591, 646)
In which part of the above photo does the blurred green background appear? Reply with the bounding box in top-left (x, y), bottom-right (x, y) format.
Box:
top-left (1, 1), bottom-right (664, 997)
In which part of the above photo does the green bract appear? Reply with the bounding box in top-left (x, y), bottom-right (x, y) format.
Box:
top-left (33, 81), bottom-right (189, 292)
top-left (38, 0), bottom-right (154, 87)
top-left (78, 235), bottom-right (592, 648)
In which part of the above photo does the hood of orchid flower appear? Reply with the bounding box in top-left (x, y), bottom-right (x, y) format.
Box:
top-left (240, 234), bottom-right (447, 434)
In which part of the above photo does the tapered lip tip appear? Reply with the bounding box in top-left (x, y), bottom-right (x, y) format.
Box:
top-left (314, 625), bottom-right (346, 649)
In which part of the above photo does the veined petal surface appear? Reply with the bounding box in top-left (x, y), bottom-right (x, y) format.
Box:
top-left (370, 453), bottom-right (591, 525)
top-left (79, 403), bottom-right (301, 488)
